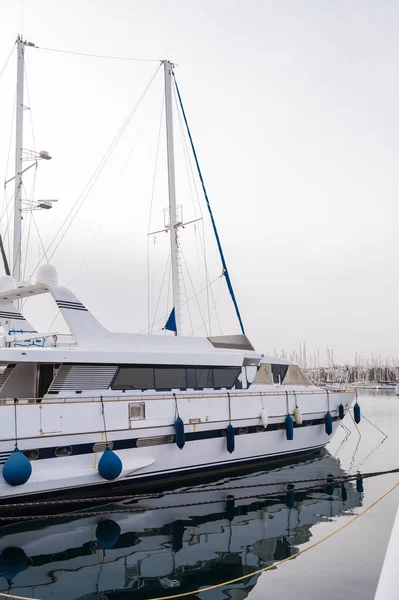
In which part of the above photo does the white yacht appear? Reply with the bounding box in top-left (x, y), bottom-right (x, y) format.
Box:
top-left (0, 37), bottom-right (355, 501)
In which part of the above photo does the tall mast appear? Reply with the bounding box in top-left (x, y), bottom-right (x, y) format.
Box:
top-left (13, 35), bottom-right (25, 284)
top-left (163, 60), bottom-right (181, 335)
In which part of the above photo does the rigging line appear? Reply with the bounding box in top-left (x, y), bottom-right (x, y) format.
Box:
top-left (202, 218), bottom-right (211, 331)
top-left (22, 170), bottom-right (37, 281)
top-left (1, 200), bottom-right (15, 248)
top-left (29, 63), bottom-right (162, 278)
top-left (188, 274), bottom-right (223, 335)
top-left (0, 42), bottom-right (16, 80)
top-left (24, 63), bottom-right (36, 152)
top-left (138, 273), bottom-right (222, 334)
top-left (100, 396), bottom-right (108, 445)
top-left (34, 45), bottom-right (161, 63)
top-left (3, 91), bottom-right (16, 187)
top-left (0, 191), bottom-right (14, 266)
top-left (194, 225), bottom-right (206, 319)
top-left (22, 207), bottom-right (32, 281)
top-left (2, 90), bottom-right (16, 263)
top-left (31, 209), bottom-right (49, 263)
top-left (172, 84), bottom-right (212, 329)
top-left (173, 83), bottom-right (203, 221)
top-left (180, 252), bottom-right (194, 336)
top-left (211, 271), bottom-right (223, 335)
top-left (174, 87), bottom-right (201, 221)
top-left (151, 252), bottom-right (171, 333)
top-left (151, 235), bottom-right (156, 332)
top-left (173, 75), bottom-right (245, 335)
top-left (18, 188), bottom-right (30, 276)
top-left (1, 193), bottom-right (17, 270)
top-left (147, 92), bottom-right (165, 332)
top-left (179, 243), bottom-right (208, 336)
top-left (147, 235), bottom-right (151, 334)
top-left (174, 94), bottom-right (208, 323)
top-left (45, 63), bottom-right (162, 261)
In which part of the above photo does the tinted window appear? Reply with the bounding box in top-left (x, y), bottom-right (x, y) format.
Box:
top-left (187, 368), bottom-right (197, 388)
top-left (196, 368), bottom-right (214, 388)
top-left (213, 367), bottom-right (240, 388)
top-left (111, 365), bottom-right (241, 391)
top-left (155, 368), bottom-right (187, 390)
top-left (112, 367), bottom-right (154, 390)
top-left (271, 364), bottom-right (289, 384)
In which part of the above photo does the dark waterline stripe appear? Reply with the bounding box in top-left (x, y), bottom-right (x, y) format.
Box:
top-left (7, 416), bottom-right (339, 464)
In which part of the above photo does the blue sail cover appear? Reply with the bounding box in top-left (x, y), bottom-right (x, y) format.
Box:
top-left (164, 308), bottom-right (177, 333)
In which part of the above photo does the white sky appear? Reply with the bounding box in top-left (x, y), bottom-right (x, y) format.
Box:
top-left (1, 0), bottom-right (399, 366)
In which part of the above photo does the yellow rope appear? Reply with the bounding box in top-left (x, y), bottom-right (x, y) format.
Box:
top-left (148, 479), bottom-right (399, 600)
top-left (0, 593), bottom-right (40, 600)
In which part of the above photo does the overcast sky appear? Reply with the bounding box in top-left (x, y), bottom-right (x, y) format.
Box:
top-left (1, 0), bottom-right (399, 365)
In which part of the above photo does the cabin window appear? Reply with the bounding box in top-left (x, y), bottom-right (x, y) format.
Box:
top-left (187, 368), bottom-right (197, 388)
top-left (110, 365), bottom-right (241, 391)
top-left (271, 364), bottom-right (289, 384)
top-left (112, 367), bottom-right (155, 390)
top-left (154, 368), bottom-right (187, 390)
top-left (214, 368), bottom-right (240, 388)
top-left (196, 368), bottom-right (214, 388)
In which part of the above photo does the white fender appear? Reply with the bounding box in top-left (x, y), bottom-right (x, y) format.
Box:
top-left (260, 408), bottom-right (268, 429)
top-left (294, 407), bottom-right (303, 425)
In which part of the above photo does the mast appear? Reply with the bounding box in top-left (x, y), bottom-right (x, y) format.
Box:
top-left (163, 60), bottom-right (181, 335)
top-left (13, 35), bottom-right (25, 284)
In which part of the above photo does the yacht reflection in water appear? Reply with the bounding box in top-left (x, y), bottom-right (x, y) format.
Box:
top-left (0, 451), bottom-right (362, 600)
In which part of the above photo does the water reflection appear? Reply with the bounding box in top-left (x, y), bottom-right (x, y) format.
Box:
top-left (0, 451), bottom-right (362, 600)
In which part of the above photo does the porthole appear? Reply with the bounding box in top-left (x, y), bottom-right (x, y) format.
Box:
top-left (277, 422), bottom-right (285, 430)
top-left (238, 427), bottom-right (248, 435)
top-left (305, 420), bottom-right (313, 427)
top-left (136, 435), bottom-right (174, 448)
top-left (23, 449), bottom-right (39, 461)
top-left (93, 441), bottom-right (114, 453)
top-left (256, 425), bottom-right (266, 433)
top-left (55, 446), bottom-right (72, 457)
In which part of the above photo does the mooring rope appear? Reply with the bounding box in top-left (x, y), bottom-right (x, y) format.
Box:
top-left (0, 466), bottom-right (397, 512)
top-left (0, 592), bottom-right (40, 600)
top-left (0, 482), bottom-right (334, 521)
top-left (0, 470), bottom-right (390, 522)
top-left (146, 479), bottom-right (399, 600)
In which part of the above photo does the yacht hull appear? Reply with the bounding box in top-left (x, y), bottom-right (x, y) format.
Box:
top-left (0, 388), bottom-right (353, 501)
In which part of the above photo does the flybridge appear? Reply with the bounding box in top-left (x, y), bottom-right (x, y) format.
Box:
top-left (0, 265), bottom-right (261, 367)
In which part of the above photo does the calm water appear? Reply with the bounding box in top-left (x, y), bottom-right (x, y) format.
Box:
top-left (0, 389), bottom-right (398, 600)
